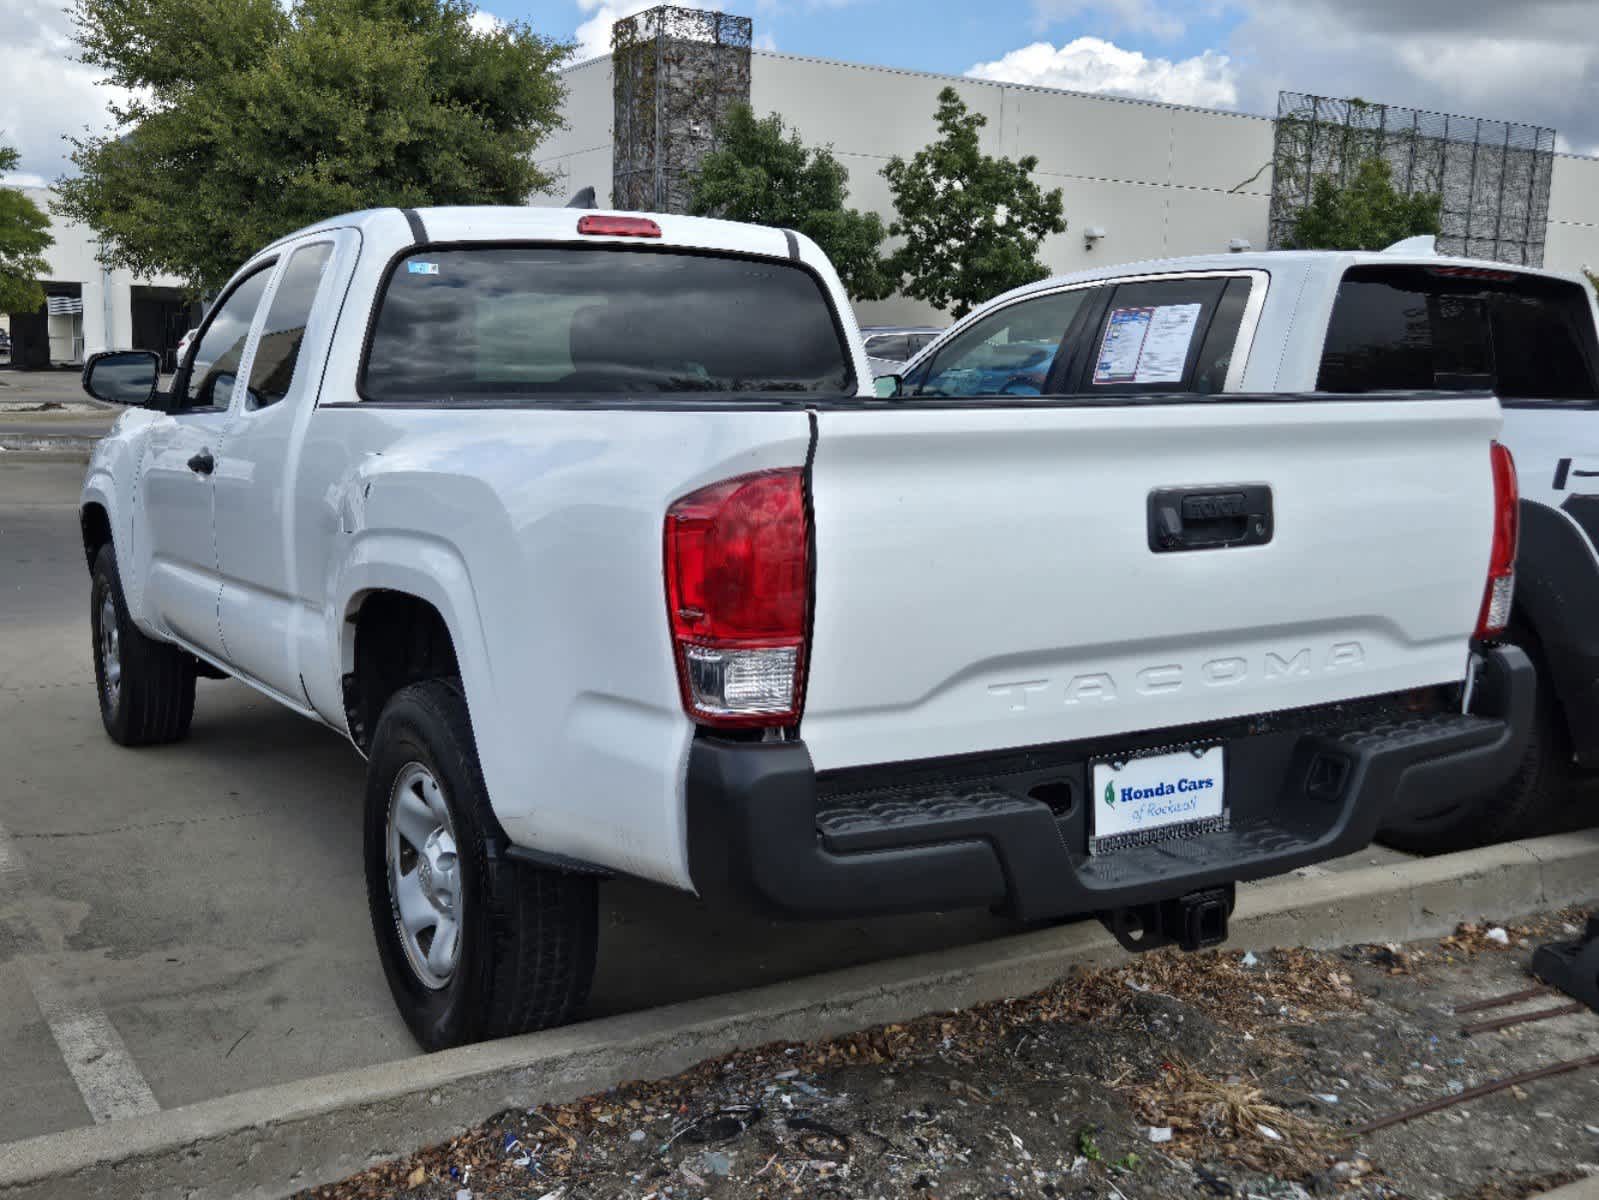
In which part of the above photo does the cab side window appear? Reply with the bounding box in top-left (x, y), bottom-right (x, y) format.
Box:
top-left (912, 290), bottom-right (1089, 398)
top-left (1317, 265), bottom-right (1599, 404)
top-left (1080, 276), bottom-right (1248, 396)
top-left (184, 266), bottom-right (273, 409)
top-left (247, 243), bottom-right (333, 409)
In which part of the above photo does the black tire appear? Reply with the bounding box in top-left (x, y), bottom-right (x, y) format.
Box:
top-left (1379, 644), bottom-right (1573, 854)
top-left (90, 543), bottom-right (196, 746)
top-left (364, 677), bottom-right (598, 1051)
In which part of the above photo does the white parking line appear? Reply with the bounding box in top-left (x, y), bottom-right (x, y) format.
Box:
top-left (25, 970), bottom-right (160, 1124)
top-left (0, 819), bottom-right (21, 887)
top-left (0, 818), bottom-right (160, 1124)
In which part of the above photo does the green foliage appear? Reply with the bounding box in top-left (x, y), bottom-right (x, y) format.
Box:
top-left (0, 144), bottom-right (55, 315)
top-left (689, 104), bottom-right (891, 302)
top-left (882, 87), bottom-right (1066, 318)
top-left (1077, 1127), bottom-right (1102, 1161)
top-left (1283, 157), bottom-right (1441, 252)
top-left (53, 0), bottom-right (571, 293)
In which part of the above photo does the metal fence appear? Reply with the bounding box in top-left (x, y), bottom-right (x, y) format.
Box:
top-left (611, 6), bottom-right (753, 214)
top-left (1269, 92), bottom-right (1556, 265)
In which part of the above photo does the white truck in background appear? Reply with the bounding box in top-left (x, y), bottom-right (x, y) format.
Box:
top-left (889, 241), bottom-right (1598, 852)
top-left (79, 209), bottom-right (1530, 1049)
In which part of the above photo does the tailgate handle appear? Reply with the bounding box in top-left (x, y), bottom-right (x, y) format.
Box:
top-left (1148, 485), bottom-right (1273, 553)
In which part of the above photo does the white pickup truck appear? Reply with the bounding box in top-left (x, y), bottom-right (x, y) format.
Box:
top-left (891, 241), bottom-right (1599, 853)
top-left (80, 208), bottom-right (1531, 1049)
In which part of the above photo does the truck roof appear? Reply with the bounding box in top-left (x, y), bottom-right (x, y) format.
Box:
top-left (990, 246), bottom-right (1590, 303)
top-left (263, 205), bottom-right (799, 263)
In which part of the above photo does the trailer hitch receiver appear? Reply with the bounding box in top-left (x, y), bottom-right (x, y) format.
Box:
top-left (1101, 885), bottom-right (1235, 953)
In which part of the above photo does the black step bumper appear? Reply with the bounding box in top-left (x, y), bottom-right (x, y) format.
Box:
top-left (685, 646), bottom-right (1534, 922)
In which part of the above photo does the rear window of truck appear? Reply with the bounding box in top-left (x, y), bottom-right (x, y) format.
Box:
top-left (1317, 265), bottom-right (1599, 404)
top-left (361, 246), bottom-right (853, 401)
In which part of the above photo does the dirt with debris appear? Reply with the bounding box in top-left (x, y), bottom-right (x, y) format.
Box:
top-left (305, 910), bottom-right (1599, 1200)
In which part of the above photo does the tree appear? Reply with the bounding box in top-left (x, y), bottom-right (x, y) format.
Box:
top-left (1283, 157), bottom-right (1441, 252)
top-left (689, 104), bottom-right (891, 302)
top-left (54, 0), bottom-right (571, 294)
top-left (881, 87), bottom-right (1066, 318)
top-left (0, 144), bottom-right (54, 315)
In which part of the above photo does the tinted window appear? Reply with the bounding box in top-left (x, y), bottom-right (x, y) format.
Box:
top-left (186, 267), bottom-right (273, 408)
top-left (1318, 265), bottom-right (1599, 402)
top-left (914, 290), bottom-right (1089, 398)
top-left (1192, 277), bottom-right (1252, 394)
top-left (1084, 276), bottom-right (1242, 394)
top-left (248, 243), bottom-right (333, 409)
top-left (363, 247), bottom-right (852, 400)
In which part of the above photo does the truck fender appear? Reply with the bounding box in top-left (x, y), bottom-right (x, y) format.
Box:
top-left (1514, 497), bottom-right (1599, 766)
top-left (330, 531), bottom-right (498, 756)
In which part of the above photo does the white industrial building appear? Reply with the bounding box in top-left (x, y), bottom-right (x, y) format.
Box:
top-left (536, 48), bottom-right (1599, 326)
top-left (0, 186), bottom-right (194, 370)
top-left (8, 36), bottom-right (1599, 360)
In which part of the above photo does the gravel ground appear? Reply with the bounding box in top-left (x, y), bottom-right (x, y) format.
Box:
top-left (305, 909), bottom-right (1599, 1200)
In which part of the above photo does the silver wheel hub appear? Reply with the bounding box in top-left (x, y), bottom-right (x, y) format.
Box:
top-left (387, 763), bottom-right (462, 989)
top-left (98, 593), bottom-right (121, 708)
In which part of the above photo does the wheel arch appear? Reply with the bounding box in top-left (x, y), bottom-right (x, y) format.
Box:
top-left (333, 535), bottom-right (494, 756)
top-left (1512, 497), bottom-right (1599, 766)
top-left (80, 501), bottom-right (113, 572)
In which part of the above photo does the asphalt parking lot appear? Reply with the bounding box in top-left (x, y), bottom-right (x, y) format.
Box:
top-left (0, 448), bottom-right (1419, 1150)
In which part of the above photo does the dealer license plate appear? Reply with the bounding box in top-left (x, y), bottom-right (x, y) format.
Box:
top-left (1090, 745), bottom-right (1228, 854)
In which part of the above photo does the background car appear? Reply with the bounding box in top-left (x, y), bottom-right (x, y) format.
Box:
top-left (860, 325), bottom-right (941, 377)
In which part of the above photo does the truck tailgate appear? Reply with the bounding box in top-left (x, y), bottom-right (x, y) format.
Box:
top-left (801, 396), bottom-right (1501, 772)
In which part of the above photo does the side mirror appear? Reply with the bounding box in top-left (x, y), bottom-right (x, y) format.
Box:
top-left (83, 350), bottom-right (160, 406)
top-left (873, 373), bottom-right (903, 399)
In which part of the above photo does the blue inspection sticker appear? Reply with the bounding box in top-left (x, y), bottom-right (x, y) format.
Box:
top-left (407, 261), bottom-right (440, 276)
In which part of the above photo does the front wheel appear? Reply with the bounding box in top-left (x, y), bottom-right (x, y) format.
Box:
top-left (364, 678), bottom-right (597, 1050)
top-left (90, 543), bottom-right (196, 746)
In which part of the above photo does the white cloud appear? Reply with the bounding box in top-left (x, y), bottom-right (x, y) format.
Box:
top-left (573, 0), bottom-right (687, 61)
top-left (967, 37), bottom-right (1239, 109)
top-left (0, 0), bottom-right (131, 184)
top-left (1, 172), bottom-right (50, 188)
top-left (1030, 0), bottom-right (1186, 39)
top-left (467, 9), bottom-right (504, 35)
top-left (1221, 0), bottom-right (1599, 149)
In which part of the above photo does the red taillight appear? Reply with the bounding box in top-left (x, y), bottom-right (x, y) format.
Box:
top-left (664, 469), bottom-right (809, 728)
top-left (1476, 441), bottom-right (1519, 638)
top-left (577, 214), bottom-right (662, 238)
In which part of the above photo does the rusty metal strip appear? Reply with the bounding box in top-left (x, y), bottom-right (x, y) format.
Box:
top-left (1351, 1053), bottom-right (1599, 1137)
top-left (1452, 985), bottom-right (1551, 1015)
top-left (1459, 1002), bottom-right (1585, 1038)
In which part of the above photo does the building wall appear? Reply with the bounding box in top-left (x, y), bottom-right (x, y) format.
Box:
top-left (535, 56), bottom-right (617, 209)
top-left (537, 49), bottom-right (1599, 324)
top-left (5, 185), bottom-right (186, 364)
top-left (749, 53), bottom-right (1274, 324)
top-left (1546, 154), bottom-right (1599, 279)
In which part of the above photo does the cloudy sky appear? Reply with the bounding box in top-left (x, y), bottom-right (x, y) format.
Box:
top-left (4, 0), bottom-right (1597, 186)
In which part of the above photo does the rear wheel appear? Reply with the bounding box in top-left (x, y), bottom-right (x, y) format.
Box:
top-left (90, 543), bottom-right (196, 746)
top-left (364, 677), bottom-right (597, 1050)
top-left (1379, 638), bottom-right (1573, 853)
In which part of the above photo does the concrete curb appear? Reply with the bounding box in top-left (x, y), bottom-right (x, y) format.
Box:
top-left (1, 830), bottom-right (1595, 1200)
top-left (1538, 1177), bottom-right (1599, 1199)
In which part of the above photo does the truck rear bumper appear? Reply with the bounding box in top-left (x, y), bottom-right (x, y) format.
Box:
top-left (685, 646), bottom-right (1534, 923)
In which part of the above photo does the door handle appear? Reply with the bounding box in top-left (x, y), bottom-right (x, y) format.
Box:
top-left (187, 450), bottom-right (215, 476)
top-left (1148, 484), bottom-right (1273, 553)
